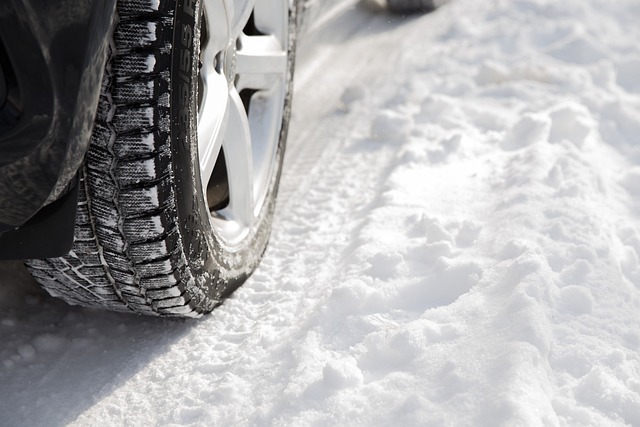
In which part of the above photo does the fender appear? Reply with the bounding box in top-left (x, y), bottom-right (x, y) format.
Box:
top-left (0, 0), bottom-right (117, 258)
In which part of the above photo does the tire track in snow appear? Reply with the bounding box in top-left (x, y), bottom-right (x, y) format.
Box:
top-left (4, 0), bottom-right (640, 425)
top-left (69, 8), bottom-right (447, 425)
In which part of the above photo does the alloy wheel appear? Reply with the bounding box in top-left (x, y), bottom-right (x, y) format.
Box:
top-left (198, 0), bottom-right (289, 248)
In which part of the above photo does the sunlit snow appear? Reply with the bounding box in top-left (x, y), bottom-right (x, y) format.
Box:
top-left (2, 0), bottom-right (640, 425)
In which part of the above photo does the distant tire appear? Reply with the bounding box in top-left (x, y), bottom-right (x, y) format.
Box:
top-left (387, 0), bottom-right (445, 13)
top-left (25, 0), bottom-right (296, 317)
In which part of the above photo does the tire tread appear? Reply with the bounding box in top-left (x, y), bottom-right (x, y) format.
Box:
top-left (25, 1), bottom-right (208, 317)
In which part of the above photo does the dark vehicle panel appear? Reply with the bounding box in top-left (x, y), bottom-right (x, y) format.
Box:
top-left (0, 0), bottom-right (116, 233)
top-left (0, 0), bottom-right (361, 261)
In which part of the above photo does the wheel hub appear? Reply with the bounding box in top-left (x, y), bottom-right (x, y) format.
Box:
top-left (217, 41), bottom-right (237, 87)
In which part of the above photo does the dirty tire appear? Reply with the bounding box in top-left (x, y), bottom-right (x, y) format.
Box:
top-left (25, 0), bottom-right (296, 317)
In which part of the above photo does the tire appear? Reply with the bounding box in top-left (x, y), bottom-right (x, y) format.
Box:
top-left (387, 0), bottom-right (446, 13)
top-left (25, 0), bottom-right (297, 317)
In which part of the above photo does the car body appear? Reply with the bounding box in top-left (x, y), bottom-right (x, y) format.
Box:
top-left (0, 0), bottom-right (351, 260)
top-left (0, 0), bottom-right (361, 317)
top-left (0, 0), bottom-right (117, 258)
top-left (0, 0), bottom-right (434, 317)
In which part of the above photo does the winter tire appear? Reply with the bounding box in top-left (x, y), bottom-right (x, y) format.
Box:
top-left (25, 0), bottom-right (297, 317)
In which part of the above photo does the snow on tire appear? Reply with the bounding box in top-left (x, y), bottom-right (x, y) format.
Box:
top-left (25, 0), bottom-right (297, 317)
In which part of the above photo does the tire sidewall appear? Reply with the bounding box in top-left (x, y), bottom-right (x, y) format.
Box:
top-left (170, 0), bottom-right (295, 298)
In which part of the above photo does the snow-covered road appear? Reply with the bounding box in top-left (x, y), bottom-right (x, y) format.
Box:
top-left (2, 0), bottom-right (640, 425)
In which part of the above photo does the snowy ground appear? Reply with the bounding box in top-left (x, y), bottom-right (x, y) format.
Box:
top-left (2, 0), bottom-right (640, 425)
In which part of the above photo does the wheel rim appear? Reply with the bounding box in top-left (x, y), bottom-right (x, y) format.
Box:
top-left (198, 0), bottom-right (289, 248)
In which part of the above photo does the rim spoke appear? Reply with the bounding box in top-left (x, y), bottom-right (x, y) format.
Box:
top-left (253, 0), bottom-right (287, 42)
top-left (235, 35), bottom-right (287, 92)
top-left (202, 0), bottom-right (231, 53)
top-left (222, 89), bottom-right (254, 226)
top-left (197, 72), bottom-right (229, 193)
top-left (247, 80), bottom-right (285, 210)
top-left (230, 0), bottom-right (255, 37)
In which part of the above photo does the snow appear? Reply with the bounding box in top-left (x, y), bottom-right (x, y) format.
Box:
top-left (2, 0), bottom-right (640, 425)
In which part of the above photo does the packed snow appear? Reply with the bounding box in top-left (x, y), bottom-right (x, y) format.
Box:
top-left (2, 0), bottom-right (640, 425)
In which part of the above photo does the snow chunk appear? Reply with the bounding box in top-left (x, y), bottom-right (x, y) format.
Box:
top-left (146, 55), bottom-right (156, 72)
top-left (416, 95), bottom-right (457, 123)
top-left (476, 61), bottom-right (511, 85)
top-left (321, 357), bottom-right (363, 389)
top-left (621, 168), bottom-right (640, 197)
top-left (400, 259), bottom-right (483, 311)
top-left (368, 250), bottom-right (403, 280)
top-left (327, 278), bottom-right (385, 315)
top-left (548, 34), bottom-right (607, 64)
top-left (456, 220), bottom-right (482, 247)
top-left (360, 323), bottom-right (427, 369)
top-left (502, 113), bottom-right (551, 151)
top-left (549, 103), bottom-right (594, 146)
top-left (371, 110), bottom-right (412, 140)
top-left (575, 368), bottom-right (640, 425)
top-left (616, 59), bottom-right (640, 93)
top-left (556, 285), bottom-right (594, 315)
top-left (559, 259), bottom-right (592, 284)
